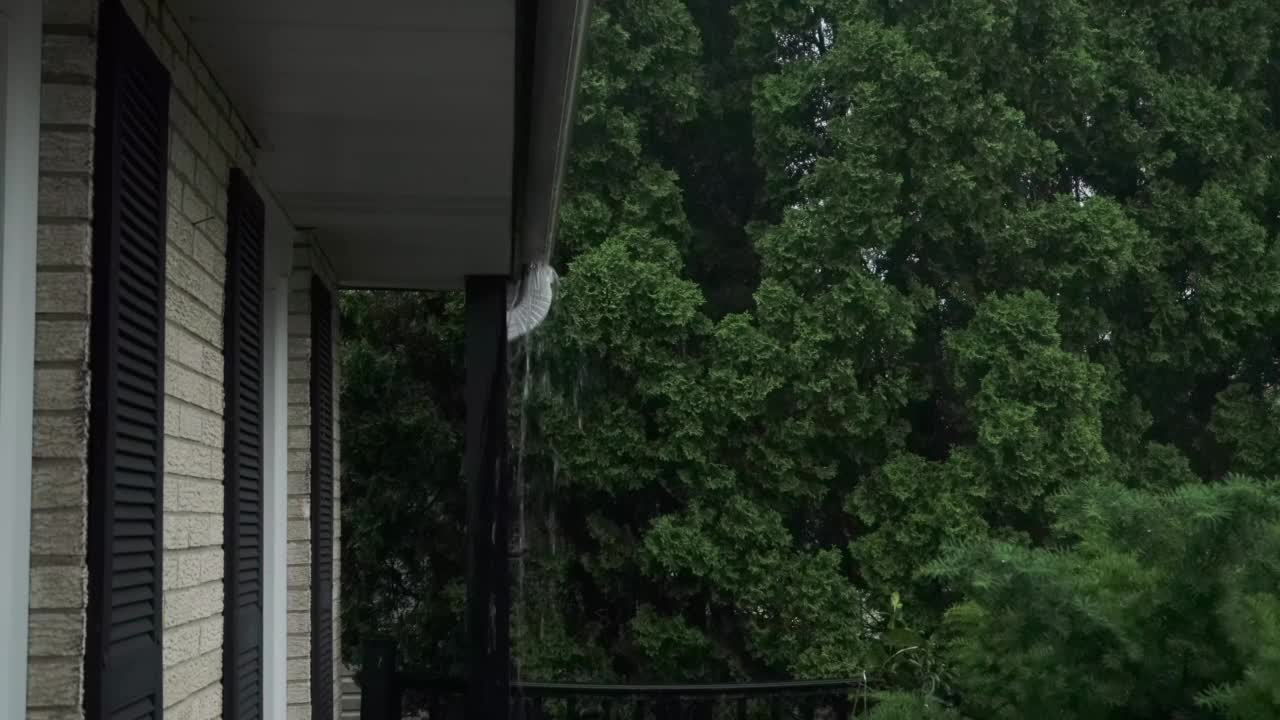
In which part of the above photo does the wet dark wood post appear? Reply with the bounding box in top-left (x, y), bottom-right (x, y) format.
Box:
top-left (359, 638), bottom-right (399, 720)
top-left (464, 276), bottom-right (512, 720)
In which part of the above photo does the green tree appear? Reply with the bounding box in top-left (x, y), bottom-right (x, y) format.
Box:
top-left (924, 477), bottom-right (1280, 720)
top-left (339, 291), bottom-right (468, 677)
top-left (340, 0), bottom-right (1280, 703)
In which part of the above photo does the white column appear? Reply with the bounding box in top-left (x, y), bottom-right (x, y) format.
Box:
top-left (262, 187), bottom-right (295, 720)
top-left (0, 0), bottom-right (41, 716)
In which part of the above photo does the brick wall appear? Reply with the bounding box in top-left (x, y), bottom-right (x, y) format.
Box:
top-left (29, 4), bottom-right (101, 716)
top-left (28, 0), bottom-right (260, 717)
top-left (286, 239), bottom-right (342, 720)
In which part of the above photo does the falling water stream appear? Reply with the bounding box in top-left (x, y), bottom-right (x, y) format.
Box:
top-left (509, 327), bottom-right (540, 718)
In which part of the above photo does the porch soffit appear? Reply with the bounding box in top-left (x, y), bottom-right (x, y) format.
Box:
top-left (173, 0), bottom-right (516, 288)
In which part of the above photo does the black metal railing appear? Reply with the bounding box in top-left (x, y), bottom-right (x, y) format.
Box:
top-left (360, 640), bottom-right (875, 720)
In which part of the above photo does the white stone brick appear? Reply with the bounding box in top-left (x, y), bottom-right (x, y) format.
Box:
top-left (140, 15), bottom-right (174, 66)
top-left (170, 129), bottom-right (196, 179)
top-left (181, 180), bottom-right (212, 223)
top-left (287, 611), bottom-right (309, 635)
top-left (163, 649), bottom-right (221, 703)
top-left (159, 6), bottom-right (188, 49)
top-left (165, 402), bottom-right (222, 447)
top-left (287, 680), bottom-right (310, 704)
top-left (164, 436), bottom-right (221, 480)
top-left (288, 359), bottom-right (309, 381)
top-left (287, 449), bottom-right (312, 477)
top-left (166, 282), bottom-right (224, 347)
top-left (287, 702), bottom-right (313, 720)
top-left (31, 459), bottom-right (84, 510)
top-left (167, 246), bottom-right (223, 313)
top-left (205, 144), bottom-right (230, 186)
top-left (28, 611), bottom-right (84, 657)
top-left (199, 617), bottom-right (224, 654)
top-left (29, 565), bottom-right (85, 610)
top-left (171, 96), bottom-right (209, 157)
top-left (164, 546), bottom-right (223, 590)
top-left (287, 381), bottom-right (311, 408)
top-left (30, 508), bottom-right (86, 556)
top-left (178, 476), bottom-right (223, 514)
top-left (287, 634), bottom-right (311, 659)
top-left (163, 581), bottom-right (222, 628)
top-left (287, 516), bottom-right (311, 542)
top-left (193, 86), bottom-right (221, 139)
top-left (288, 564), bottom-right (310, 587)
top-left (27, 707), bottom-right (82, 720)
top-left (33, 412), bottom-right (88, 460)
top-left (197, 212), bottom-right (228, 248)
top-left (215, 114), bottom-right (239, 158)
top-left (288, 426), bottom-right (311, 449)
top-left (189, 48), bottom-right (214, 91)
top-left (286, 312), bottom-right (312, 337)
top-left (166, 360), bottom-right (224, 414)
top-left (287, 542), bottom-right (310, 566)
top-left (44, 0), bottom-right (97, 26)
top-left (290, 285), bottom-right (312, 311)
top-left (166, 324), bottom-right (223, 380)
top-left (41, 83), bottom-right (96, 127)
top-left (164, 679), bottom-right (222, 720)
top-left (26, 657), bottom-right (81, 707)
top-left (287, 495), bottom-right (310, 519)
top-left (164, 512), bottom-right (222, 551)
top-left (36, 270), bottom-right (89, 315)
top-left (37, 223), bottom-right (91, 267)
top-left (38, 175), bottom-right (92, 220)
top-left (288, 336), bottom-right (311, 361)
top-left (35, 319), bottom-right (88, 362)
top-left (287, 654), bottom-right (310, 681)
top-left (167, 203), bottom-right (196, 254)
top-left (39, 129), bottom-right (93, 173)
top-left (162, 619), bottom-right (204, 666)
top-left (193, 158), bottom-right (220, 205)
top-left (287, 589), bottom-right (311, 613)
top-left (168, 169), bottom-right (186, 212)
top-left (42, 34), bottom-right (96, 77)
top-left (34, 366), bottom-right (84, 412)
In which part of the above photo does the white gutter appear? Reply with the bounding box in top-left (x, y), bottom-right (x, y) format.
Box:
top-left (507, 0), bottom-right (591, 340)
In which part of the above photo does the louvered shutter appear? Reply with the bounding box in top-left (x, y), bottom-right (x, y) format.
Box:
top-left (86, 2), bottom-right (170, 718)
top-left (310, 276), bottom-right (336, 720)
top-left (223, 169), bottom-right (266, 719)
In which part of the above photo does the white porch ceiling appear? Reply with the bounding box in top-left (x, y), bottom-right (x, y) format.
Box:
top-left (173, 0), bottom-right (517, 288)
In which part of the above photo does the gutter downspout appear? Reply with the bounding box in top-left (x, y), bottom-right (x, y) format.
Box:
top-left (507, 262), bottom-right (557, 341)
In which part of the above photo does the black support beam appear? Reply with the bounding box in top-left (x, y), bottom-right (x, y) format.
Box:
top-left (464, 276), bottom-right (512, 720)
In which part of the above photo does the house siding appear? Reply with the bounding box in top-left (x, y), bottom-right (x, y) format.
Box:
top-left (28, 3), bottom-right (98, 716)
top-left (26, 0), bottom-right (281, 718)
top-left (286, 240), bottom-right (343, 720)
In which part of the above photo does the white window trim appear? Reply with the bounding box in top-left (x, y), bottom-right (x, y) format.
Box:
top-left (0, 1), bottom-right (41, 716)
top-left (262, 186), bottom-right (295, 720)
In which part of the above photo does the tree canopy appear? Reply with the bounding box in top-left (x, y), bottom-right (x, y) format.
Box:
top-left (340, 0), bottom-right (1280, 715)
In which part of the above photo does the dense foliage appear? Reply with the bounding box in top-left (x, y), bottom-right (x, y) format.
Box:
top-left (341, 0), bottom-right (1280, 715)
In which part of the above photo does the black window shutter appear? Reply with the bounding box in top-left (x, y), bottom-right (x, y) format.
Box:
top-left (86, 1), bottom-right (170, 718)
top-left (310, 276), bottom-right (336, 720)
top-left (223, 169), bottom-right (266, 719)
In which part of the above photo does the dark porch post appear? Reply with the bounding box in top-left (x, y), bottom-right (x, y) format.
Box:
top-left (464, 276), bottom-right (513, 720)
